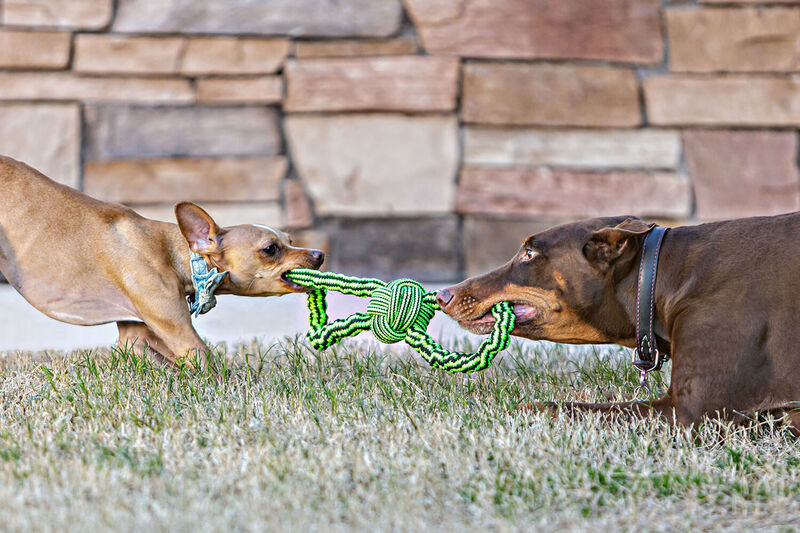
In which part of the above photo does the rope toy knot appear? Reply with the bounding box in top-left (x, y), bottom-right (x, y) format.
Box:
top-left (367, 279), bottom-right (434, 343)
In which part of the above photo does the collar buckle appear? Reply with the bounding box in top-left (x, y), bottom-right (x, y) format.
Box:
top-left (632, 344), bottom-right (662, 373)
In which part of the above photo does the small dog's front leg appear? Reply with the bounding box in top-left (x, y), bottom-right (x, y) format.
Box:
top-left (130, 295), bottom-right (210, 370)
top-left (117, 320), bottom-right (177, 364)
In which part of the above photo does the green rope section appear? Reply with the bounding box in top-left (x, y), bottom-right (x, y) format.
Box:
top-left (286, 269), bottom-right (516, 373)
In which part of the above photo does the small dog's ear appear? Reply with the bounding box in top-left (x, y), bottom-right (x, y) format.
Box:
top-left (583, 217), bottom-right (655, 271)
top-left (175, 202), bottom-right (222, 254)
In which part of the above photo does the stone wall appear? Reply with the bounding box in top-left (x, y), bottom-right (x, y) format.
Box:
top-left (1, 0), bottom-right (798, 281)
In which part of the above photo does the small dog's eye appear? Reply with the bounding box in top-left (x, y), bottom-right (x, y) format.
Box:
top-left (262, 244), bottom-right (278, 256)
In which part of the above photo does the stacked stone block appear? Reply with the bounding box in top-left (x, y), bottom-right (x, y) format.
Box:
top-left (0, 0), bottom-right (798, 281)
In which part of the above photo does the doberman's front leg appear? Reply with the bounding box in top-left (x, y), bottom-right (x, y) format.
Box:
top-left (545, 396), bottom-right (678, 423)
top-left (529, 311), bottom-right (769, 428)
top-left (523, 396), bottom-right (679, 424)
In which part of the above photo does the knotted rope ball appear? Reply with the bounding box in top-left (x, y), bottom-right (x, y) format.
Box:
top-left (286, 269), bottom-right (516, 374)
top-left (367, 279), bottom-right (434, 343)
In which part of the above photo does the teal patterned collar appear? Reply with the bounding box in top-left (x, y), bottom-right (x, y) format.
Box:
top-left (187, 250), bottom-right (229, 318)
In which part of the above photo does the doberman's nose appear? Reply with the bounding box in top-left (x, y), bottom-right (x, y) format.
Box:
top-left (436, 288), bottom-right (454, 308)
top-left (310, 250), bottom-right (325, 268)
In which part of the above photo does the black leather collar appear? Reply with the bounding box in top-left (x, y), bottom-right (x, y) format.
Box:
top-left (632, 225), bottom-right (669, 373)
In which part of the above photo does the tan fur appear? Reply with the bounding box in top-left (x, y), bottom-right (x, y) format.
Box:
top-left (503, 284), bottom-right (613, 344)
top-left (553, 270), bottom-right (568, 291)
top-left (0, 156), bottom-right (323, 368)
top-left (456, 282), bottom-right (614, 344)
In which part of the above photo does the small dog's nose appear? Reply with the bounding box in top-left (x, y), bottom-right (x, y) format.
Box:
top-left (310, 249), bottom-right (325, 267)
top-left (436, 288), bottom-right (454, 308)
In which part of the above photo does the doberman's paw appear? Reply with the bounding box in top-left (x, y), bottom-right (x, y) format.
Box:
top-left (515, 401), bottom-right (560, 418)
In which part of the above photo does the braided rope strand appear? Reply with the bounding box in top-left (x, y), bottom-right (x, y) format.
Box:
top-left (287, 269), bottom-right (384, 297)
top-left (405, 302), bottom-right (515, 373)
top-left (287, 269), bottom-right (516, 374)
top-left (307, 313), bottom-right (372, 350)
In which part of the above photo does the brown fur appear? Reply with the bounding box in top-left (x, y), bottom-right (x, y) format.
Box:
top-left (437, 214), bottom-right (800, 428)
top-left (0, 156), bottom-right (323, 368)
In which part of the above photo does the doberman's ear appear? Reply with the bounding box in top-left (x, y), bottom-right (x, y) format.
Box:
top-left (175, 202), bottom-right (223, 255)
top-left (583, 217), bottom-right (655, 271)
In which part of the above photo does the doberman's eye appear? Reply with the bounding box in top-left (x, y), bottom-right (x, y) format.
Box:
top-left (262, 244), bottom-right (278, 256)
top-left (523, 248), bottom-right (538, 261)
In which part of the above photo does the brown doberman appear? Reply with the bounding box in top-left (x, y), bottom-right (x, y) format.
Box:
top-left (436, 214), bottom-right (800, 428)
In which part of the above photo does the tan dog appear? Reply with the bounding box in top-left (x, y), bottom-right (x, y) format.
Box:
top-left (0, 156), bottom-right (324, 366)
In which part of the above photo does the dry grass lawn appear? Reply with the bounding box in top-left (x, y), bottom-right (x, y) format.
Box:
top-left (0, 338), bottom-right (799, 532)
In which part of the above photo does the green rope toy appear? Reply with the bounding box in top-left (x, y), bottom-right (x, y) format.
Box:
top-left (286, 269), bottom-right (516, 373)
